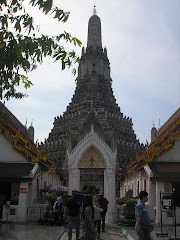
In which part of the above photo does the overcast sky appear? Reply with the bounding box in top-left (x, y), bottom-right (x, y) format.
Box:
top-left (4, 0), bottom-right (180, 144)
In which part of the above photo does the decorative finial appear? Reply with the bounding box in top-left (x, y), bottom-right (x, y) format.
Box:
top-left (158, 118), bottom-right (161, 129)
top-left (93, 5), bottom-right (97, 15)
top-left (25, 118), bottom-right (27, 128)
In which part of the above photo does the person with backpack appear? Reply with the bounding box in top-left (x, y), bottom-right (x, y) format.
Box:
top-left (64, 190), bottom-right (83, 240)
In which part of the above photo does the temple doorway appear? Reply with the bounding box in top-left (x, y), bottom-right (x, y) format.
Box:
top-left (78, 145), bottom-right (105, 193)
top-left (80, 169), bottom-right (104, 193)
top-left (67, 126), bottom-right (117, 222)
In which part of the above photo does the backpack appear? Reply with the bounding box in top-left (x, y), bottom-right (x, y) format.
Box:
top-left (67, 197), bottom-right (81, 216)
top-left (55, 201), bottom-right (58, 209)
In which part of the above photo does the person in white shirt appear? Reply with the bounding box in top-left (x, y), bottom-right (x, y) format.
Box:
top-left (53, 200), bottom-right (59, 224)
top-left (94, 200), bottom-right (103, 239)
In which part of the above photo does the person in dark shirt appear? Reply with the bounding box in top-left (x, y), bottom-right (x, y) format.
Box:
top-left (64, 190), bottom-right (82, 240)
top-left (98, 192), bottom-right (109, 232)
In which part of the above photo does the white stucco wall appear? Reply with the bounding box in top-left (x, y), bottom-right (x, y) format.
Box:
top-left (0, 134), bottom-right (27, 162)
top-left (1, 133), bottom-right (64, 222)
top-left (120, 170), bottom-right (148, 199)
top-left (156, 138), bottom-right (180, 162)
top-left (119, 138), bottom-right (180, 224)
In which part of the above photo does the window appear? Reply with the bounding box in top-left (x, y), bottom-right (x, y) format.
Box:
top-left (137, 181), bottom-right (139, 196)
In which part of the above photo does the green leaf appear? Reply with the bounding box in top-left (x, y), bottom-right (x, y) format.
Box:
top-left (75, 57), bottom-right (80, 64)
top-left (73, 38), bottom-right (76, 46)
top-left (14, 19), bottom-right (21, 32)
top-left (0, 0), bottom-right (82, 101)
top-left (76, 39), bottom-right (82, 47)
top-left (62, 60), bottom-right (65, 70)
top-left (63, 14), bottom-right (69, 23)
top-left (0, 0), bottom-right (7, 6)
top-left (43, 0), bottom-right (53, 14)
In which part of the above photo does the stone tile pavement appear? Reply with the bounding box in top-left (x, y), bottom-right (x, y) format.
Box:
top-left (0, 222), bottom-right (65, 240)
top-left (0, 222), bottom-right (128, 240)
top-left (61, 223), bottom-right (127, 240)
top-left (1, 221), bottom-right (180, 240)
top-left (121, 225), bottom-right (180, 240)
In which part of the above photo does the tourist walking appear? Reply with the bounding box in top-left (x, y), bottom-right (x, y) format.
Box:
top-left (94, 200), bottom-right (103, 239)
top-left (53, 199), bottom-right (59, 224)
top-left (135, 191), bottom-right (151, 240)
top-left (64, 190), bottom-right (82, 240)
top-left (79, 195), bottom-right (96, 240)
top-left (98, 192), bottom-right (109, 232)
top-left (57, 192), bottom-right (64, 225)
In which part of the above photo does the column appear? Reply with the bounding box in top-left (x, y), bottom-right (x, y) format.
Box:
top-left (68, 168), bottom-right (80, 195)
top-left (148, 181), bottom-right (156, 221)
top-left (106, 168), bottom-right (116, 223)
top-left (17, 182), bottom-right (29, 222)
top-left (155, 181), bottom-right (165, 224)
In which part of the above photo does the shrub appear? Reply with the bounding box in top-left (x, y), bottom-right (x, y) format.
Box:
top-left (124, 198), bottom-right (137, 219)
top-left (118, 218), bottom-right (136, 227)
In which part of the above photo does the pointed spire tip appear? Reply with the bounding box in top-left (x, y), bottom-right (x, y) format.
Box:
top-left (93, 5), bottom-right (97, 15)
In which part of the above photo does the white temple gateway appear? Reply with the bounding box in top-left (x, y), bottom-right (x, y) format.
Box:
top-left (67, 125), bottom-right (117, 222)
top-left (41, 8), bottom-right (142, 223)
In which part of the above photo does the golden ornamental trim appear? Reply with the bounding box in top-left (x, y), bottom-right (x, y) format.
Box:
top-left (136, 118), bottom-right (180, 163)
top-left (48, 163), bottom-right (57, 175)
top-left (0, 122), bottom-right (48, 163)
top-left (126, 158), bottom-right (136, 175)
top-left (78, 146), bottom-right (106, 169)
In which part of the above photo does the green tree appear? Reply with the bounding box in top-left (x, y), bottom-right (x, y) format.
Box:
top-left (0, 0), bottom-right (82, 100)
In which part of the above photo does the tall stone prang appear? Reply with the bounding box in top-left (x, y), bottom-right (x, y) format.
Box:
top-left (41, 10), bottom-right (142, 187)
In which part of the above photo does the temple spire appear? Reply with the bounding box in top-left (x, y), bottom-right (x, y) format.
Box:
top-left (87, 7), bottom-right (102, 49)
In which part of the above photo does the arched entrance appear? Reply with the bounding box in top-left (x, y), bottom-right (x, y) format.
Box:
top-left (79, 145), bottom-right (105, 192)
top-left (67, 126), bottom-right (117, 223)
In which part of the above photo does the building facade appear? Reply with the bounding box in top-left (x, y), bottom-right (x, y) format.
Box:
top-left (119, 108), bottom-right (180, 224)
top-left (41, 10), bottom-right (142, 222)
top-left (0, 102), bottom-right (64, 222)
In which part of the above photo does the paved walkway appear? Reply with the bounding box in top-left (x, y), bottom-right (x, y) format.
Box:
top-left (0, 222), bottom-right (64, 240)
top-left (0, 222), bottom-right (127, 240)
top-left (61, 223), bottom-right (127, 240)
top-left (1, 221), bottom-right (180, 240)
top-left (121, 225), bottom-right (180, 240)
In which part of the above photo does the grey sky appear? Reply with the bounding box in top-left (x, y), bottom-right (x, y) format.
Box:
top-left (5, 0), bottom-right (180, 144)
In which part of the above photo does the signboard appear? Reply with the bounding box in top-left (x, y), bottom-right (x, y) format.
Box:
top-left (162, 199), bottom-right (172, 209)
top-left (19, 188), bottom-right (27, 193)
top-left (162, 195), bottom-right (172, 210)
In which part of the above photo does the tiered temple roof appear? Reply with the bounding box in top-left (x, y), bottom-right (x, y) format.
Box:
top-left (41, 11), bottom-right (142, 170)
